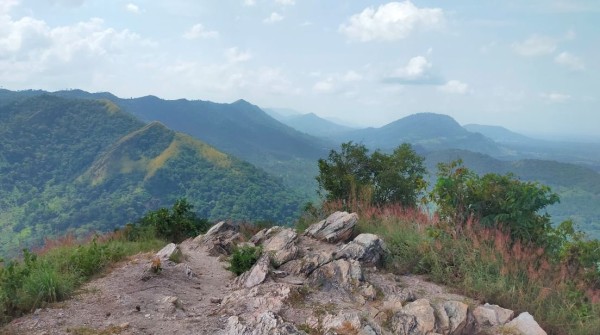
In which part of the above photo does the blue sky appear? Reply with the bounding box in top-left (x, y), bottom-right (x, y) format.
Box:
top-left (1, 1), bottom-right (598, 139)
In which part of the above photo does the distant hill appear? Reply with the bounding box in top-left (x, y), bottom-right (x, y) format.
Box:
top-left (463, 124), bottom-right (533, 144)
top-left (425, 149), bottom-right (600, 239)
top-left (274, 112), bottom-right (354, 137)
top-left (336, 113), bottom-right (505, 156)
top-left (263, 107), bottom-right (303, 120)
top-left (0, 94), bottom-right (304, 256)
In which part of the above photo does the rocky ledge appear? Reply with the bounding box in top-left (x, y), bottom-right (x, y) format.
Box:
top-left (191, 211), bottom-right (547, 335)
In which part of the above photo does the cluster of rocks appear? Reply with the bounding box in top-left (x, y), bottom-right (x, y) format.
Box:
top-left (188, 211), bottom-right (547, 335)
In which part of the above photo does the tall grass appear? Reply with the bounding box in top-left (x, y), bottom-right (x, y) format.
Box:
top-left (0, 231), bottom-right (164, 325)
top-left (304, 201), bottom-right (600, 335)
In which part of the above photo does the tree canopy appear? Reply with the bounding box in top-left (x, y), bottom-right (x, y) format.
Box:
top-left (316, 142), bottom-right (427, 208)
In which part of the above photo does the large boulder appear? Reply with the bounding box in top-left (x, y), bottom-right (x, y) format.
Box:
top-left (263, 228), bottom-right (299, 267)
top-left (236, 254), bottom-right (271, 289)
top-left (304, 211), bottom-right (358, 243)
top-left (281, 250), bottom-right (333, 277)
top-left (402, 299), bottom-right (436, 335)
top-left (334, 233), bottom-right (387, 267)
top-left (308, 259), bottom-right (363, 291)
top-left (155, 243), bottom-right (180, 261)
top-left (473, 303), bottom-right (514, 328)
top-left (194, 221), bottom-right (242, 256)
top-left (442, 301), bottom-right (469, 334)
top-left (504, 312), bottom-right (547, 335)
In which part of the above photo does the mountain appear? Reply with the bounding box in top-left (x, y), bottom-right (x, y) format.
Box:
top-left (273, 112), bottom-right (354, 137)
top-left (262, 107), bottom-right (303, 121)
top-left (336, 113), bottom-right (505, 156)
top-left (463, 124), bottom-right (533, 144)
top-left (425, 149), bottom-right (600, 239)
top-left (50, 91), bottom-right (330, 197)
top-left (0, 94), bottom-right (304, 256)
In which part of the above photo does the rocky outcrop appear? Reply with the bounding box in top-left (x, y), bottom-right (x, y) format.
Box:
top-left (155, 243), bottom-right (180, 261)
top-left (188, 212), bottom-right (548, 335)
top-left (304, 211), bottom-right (358, 243)
top-left (504, 312), bottom-right (547, 335)
top-left (334, 233), bottom-right (387, 267)
top-left (194, 221), bottom-right (243, 256)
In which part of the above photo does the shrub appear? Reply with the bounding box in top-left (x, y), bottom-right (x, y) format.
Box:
top-left (227, 245), bottom-right (262, 276)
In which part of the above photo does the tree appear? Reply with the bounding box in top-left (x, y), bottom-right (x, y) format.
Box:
top-left (316, 142), bottom-right (427, 208)
top-left (430, 160), bottom-right (560, 246)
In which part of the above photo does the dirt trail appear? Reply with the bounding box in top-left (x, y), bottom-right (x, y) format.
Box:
top-left (2, 240), bottom-right (233, 335)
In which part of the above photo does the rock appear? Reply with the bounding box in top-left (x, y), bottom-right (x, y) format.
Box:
top-left (473, 303), bottom-right (514, 327)
top-left (250, 226), bottom-right (282, 245)
top-left (263, 228), bottom-right (299, 267)
top-left (225, 311), bottom-right (301, 335)
top-left (237, 254), bottom-right (271, 288)
top-left (504, 312), bottom-right (547, 335)
top-left (402, 299), bottom-right (436, 334)
top-left (443, 300), bottom-right (469, 334)
top-left (334, 233), bottom-right (387, 267)
top-left (321, 311), bottom-right (362, 332)
top-left (281, 250), bottom-right (333, 277)
top-left (308, 259), bottom-right (363, 291)
top-left (156, 243), bottom-right (179, 261)
top-left (194, 221), bottom-right (242, 256)
top-left (210, 297), bottom-right (222, 304)
top-left (304, 211), bottom-right (358, 243)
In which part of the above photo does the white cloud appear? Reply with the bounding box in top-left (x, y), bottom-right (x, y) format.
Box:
top-left (275, 0), bottom-right (295, 5)
top-left (554, 51), bottom-right (585, 70)
top-left (384, 56), bottom-right (442, 85)
top-left (263, 12), bottom-right (284, 23)
top-left (0, 0), bottom-right (18, 14)
top-left (512, 34), bottom-right (557, 57)
top-left (183, 23), bottom-right (219, 40)
top-left (313, 77), bottom-right (334, 93)
top-left (125, 3), bottom-right (140, 14)
top-left (225, 47), bottom-right (252, 63)
top-left (243, 0), bottom-right (256, 6)
top-left (540, 92), bottom-right (571, 103)
top-left (342, 70), bottom-right (362, 82)
top-left (339, 1), bottom-right (445, 42)
top-left (439, 80), bottom-right (469, 94)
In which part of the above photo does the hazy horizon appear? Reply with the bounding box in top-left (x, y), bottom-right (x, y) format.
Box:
top-left (1, 0), bottom-right (598, 139)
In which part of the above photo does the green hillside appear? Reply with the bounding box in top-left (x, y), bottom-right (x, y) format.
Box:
top-left (0, 94), bottom-right (303, 257)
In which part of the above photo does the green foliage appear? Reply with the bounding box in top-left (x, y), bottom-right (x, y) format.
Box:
top-left (431, 160), bottom-right (560, 246)
top-left (316, 142), bottom-right (426, 208)
top-left (0, 229), bottom-right (163, 325)
top-left (134, 199), bottom-right (210, 243)
top-left (227, 245), bottom-right (262, 276)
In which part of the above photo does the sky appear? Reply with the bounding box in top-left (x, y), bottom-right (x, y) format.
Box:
top-left (1, 1), bottom-right (599, 140)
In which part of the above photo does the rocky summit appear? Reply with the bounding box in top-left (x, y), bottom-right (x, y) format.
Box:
top-left (2, 211), bottom-right (547, 335)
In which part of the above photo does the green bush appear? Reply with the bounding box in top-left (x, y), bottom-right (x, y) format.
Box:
top-left (227, 245), bottom-right (262, 276)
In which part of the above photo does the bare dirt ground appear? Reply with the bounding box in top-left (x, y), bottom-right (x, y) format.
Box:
top-left (1, 240), bottom-right (233, 335)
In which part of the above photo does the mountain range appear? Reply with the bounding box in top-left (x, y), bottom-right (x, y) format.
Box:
top-left (1, 88), bottom-right (599, 255)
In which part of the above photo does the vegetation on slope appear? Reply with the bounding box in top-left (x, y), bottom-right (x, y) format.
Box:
top-left (0, 94), bottom-right (303, 257)
top-left (0, 200), bottom-right (209, 325)
top-left (306, 142), bottom-right (600, 334)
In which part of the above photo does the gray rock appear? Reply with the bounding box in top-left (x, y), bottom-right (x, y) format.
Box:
top-left (250, 226), bottom-right (282, 245)
top-left (225, 311), bottom-right (303, 335)
top-left (334, 233), bottom-right (387, 266)
top-left (443, 300), bottom-right (469, 334)
top-left (403, 299), bottom-right (436, 335)
top-left (308, 259), bottom-right (363, 291)
top-left (473, 303), bottom-right (514, 327)
top-left (264, 228), bottom-right (299, 266)
top-left (194, 221), bottom-right (242, 256)
top-left (281, 250), bottom-right (332, 277)
top-left (155, 243), bottom-right (179, 261)
top-left (504, 312), bottom-right (547, 335)
top-left (238, 254), bottom-right (271, 288)
top-left (304, 211), bottom-right (358, 243)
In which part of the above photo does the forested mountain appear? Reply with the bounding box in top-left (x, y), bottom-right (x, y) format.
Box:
top-left (463, 124), bottom-right (533, 144)
top-left (335, 113), bottom-right (505, 156)
top-left (0, 94), bottom-right (303, 256)
top-left (48, 91), bottom-right (329, 198)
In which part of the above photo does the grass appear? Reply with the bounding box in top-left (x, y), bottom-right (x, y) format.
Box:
top-left (0, 231), bottom-right (164, 326)
top-left (302, 201), bottom-right (600, 335)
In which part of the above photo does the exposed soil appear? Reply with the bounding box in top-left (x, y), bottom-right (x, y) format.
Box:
top-left (1, 240), bottom-right (233, 335)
